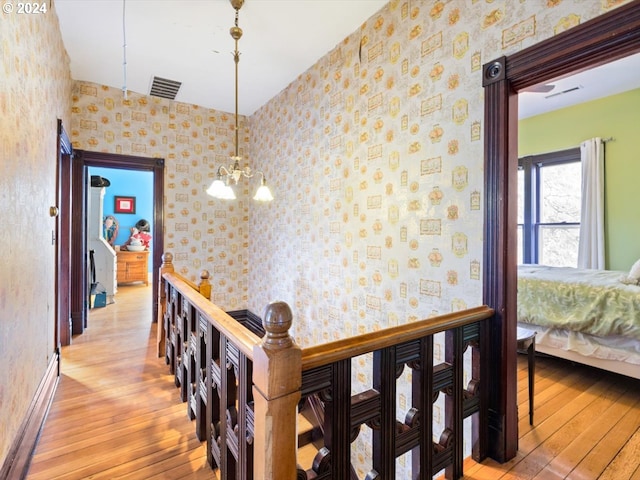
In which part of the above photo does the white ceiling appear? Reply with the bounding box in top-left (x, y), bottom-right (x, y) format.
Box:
top-left (518, 52), bottom-right (640, 119)
top-left (55, 1), bottom-right (640, 118)
top-left (56, 0), bottom-right (388, 116)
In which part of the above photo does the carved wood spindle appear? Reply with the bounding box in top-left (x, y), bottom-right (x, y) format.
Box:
top-left (252, 301), bottom-right (302, 480)
top-left (198, 269), bottom-right (212, 300)
top-left (157, 252), bottom-right (174, 357)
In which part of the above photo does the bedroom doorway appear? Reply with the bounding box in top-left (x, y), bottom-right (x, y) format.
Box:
top-left (480, 3), bottom-right (640, 462)
top-left (87, 166), bottom-right (154, 311)
top-left (69, 151), bottom-right (164, 337)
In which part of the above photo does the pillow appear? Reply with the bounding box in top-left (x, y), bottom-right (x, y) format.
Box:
top-left (620, 258), bottom-right (640, 285)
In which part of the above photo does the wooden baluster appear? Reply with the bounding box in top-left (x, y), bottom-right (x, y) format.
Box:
top-left (157, 252), bottom-right (174, 358)
top-left (372, 346), bottom-right (396, 479)
top-left (252, 302), bottom-right (301, 480)
top-left (199, 269), bottom-right (212, 300)
top-left (411, 336), bottom-right (434, 479)
top-left (444, 327), bottom-right (464, 480)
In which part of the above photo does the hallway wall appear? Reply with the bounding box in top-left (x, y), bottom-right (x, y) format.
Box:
top-left (244, 1), bottom-right (635, 475)
top-left (0, 5), bottom-right (72, 466)
top-left (71, 83), bottom-right (250, 309)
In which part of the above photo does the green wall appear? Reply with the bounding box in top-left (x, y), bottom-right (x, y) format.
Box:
top-left (519, 88), bottom-right (640, 271)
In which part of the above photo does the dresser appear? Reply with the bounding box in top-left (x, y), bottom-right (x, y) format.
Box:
top-left (116, 250), bottom-right (149, 285)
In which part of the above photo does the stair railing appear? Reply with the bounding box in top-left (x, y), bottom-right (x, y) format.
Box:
top-left (158, 252), bottom-right (493, 479)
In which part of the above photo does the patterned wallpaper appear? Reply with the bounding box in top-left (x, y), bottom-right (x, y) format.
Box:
top-left (0, 5), bottom-right (72, 465)
top-left (244, 0), bottom-right (630, 474)
top-left (248, 0), bottom-right (629, 342)
top-left (71, 84), bottom-right (252, 309)
top-left (68, 0), bottom-right (631, 476)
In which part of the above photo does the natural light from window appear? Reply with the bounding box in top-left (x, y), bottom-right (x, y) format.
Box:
top-left (518, 157), bottom-right (581, 267)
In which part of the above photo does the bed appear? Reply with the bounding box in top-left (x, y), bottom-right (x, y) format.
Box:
top-left (517, 265), bottom-right (640, 379)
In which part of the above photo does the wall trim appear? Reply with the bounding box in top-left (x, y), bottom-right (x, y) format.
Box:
top-left (0, 350), bottom-right (60, 480)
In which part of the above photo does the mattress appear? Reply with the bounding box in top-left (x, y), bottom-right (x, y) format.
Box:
top-left (517, 265), bottom-right (640, 341)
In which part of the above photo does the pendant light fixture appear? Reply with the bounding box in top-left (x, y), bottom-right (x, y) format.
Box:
top-left (207, 0), bottom-right (273, 202)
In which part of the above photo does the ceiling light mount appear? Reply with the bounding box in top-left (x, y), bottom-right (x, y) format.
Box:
top-left (207, 0), bottom-right (272, 202)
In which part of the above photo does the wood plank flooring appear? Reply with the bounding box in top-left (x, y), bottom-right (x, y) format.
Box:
top-left (26, 281), bottom-right (640, 479)
top-left (26, 282), bottom-right (215, 480)
top-left (463, 351), bottom-right (640, 479)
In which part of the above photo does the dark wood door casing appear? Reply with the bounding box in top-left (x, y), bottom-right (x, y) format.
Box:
top-left (56, 120), bottom-right (73, 347)
top-left (70, 150), bottom-right (164, 334)
top-left (481, 0), bottom-right (640, 463)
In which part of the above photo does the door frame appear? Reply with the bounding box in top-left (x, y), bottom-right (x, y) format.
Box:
top-left (70, 150), bottom-right (164, 333)
top-left (480, 1), bottom-right (640, 463)
top-left (56, 120), bottom-right (73, 347)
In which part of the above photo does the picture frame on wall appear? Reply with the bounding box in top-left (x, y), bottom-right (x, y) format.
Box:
top-left (114, 196), bottom-right (136, 214)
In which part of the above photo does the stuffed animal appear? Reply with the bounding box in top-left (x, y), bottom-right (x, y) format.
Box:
top-left (125, 219), bottom-right (152, 250)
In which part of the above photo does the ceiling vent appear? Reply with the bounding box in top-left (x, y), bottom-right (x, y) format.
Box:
top-left (545, 85), bottom-right (583, 99)
top-left (149, 76), bottom-right (182, 100)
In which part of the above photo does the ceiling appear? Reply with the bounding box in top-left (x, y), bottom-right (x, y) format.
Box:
top-left (518, 52), bottom-right (640, 119)
top-left (56, 0), bottom-right (388, 116)
top-left (55, 1), bottom-right (640, 118)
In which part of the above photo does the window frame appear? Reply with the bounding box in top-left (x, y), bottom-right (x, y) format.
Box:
top-left (518, 148), bottom-right (581, 265)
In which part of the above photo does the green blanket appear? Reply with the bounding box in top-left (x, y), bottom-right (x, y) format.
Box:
top-left (517, 265), bottom-right (640, 341)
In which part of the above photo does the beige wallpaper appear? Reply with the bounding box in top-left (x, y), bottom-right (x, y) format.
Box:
top-left (0, 4), bottom-right (72, 465)
top-left (245, 0), bottom-right (630, 474)
top-left (247, 0), bottom-right (629, 341)
top-left (68, 0), bottom-right (631, 476)
top-left (71, 84), bottom-right (251, 309)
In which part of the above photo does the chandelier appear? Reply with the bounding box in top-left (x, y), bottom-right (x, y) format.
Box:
top-left (207, 0), bottom-right (273, 202)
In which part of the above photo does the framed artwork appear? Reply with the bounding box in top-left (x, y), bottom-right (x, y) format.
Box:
top-left (114, 196), bottom-right (136, 214)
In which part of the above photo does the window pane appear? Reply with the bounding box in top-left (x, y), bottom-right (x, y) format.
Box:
top-left (517, 225), bottom-right (523, 265)
top-left (539, 162), bottom-right (581, 223)
top-left (538, 225), bottom-right (579, 267)
top-left (517, 169), bottom-right (524, 224)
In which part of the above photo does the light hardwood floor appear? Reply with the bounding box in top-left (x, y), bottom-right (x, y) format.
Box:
top-left (26, 282), bottom-right (214, 480)
top-left (27, 282), bottom-right (640, 479)
top-left (463, 350), bottom-right (640, 479)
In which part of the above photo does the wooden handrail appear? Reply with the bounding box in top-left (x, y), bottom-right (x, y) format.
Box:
top-left (301, 305), bottom-right (493, 371)
top-left (162, 271), bottom-right (261, 360)
top-left (158, 252), bottom-right (494, 479)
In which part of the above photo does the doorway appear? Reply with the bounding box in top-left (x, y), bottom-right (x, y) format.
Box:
top-left (70, 150), bottom-right (164, 336)
top-left (480, 1), bottom-right (640, 463)
top-left (88, 166), bottom-right (154, 308)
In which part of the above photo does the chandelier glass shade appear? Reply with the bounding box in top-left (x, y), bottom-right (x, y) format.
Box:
top-left (207, 0), bottom-right (273, 202)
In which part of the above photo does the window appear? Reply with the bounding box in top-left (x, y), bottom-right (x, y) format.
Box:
top-left (517, 148), bottom-right (581, 267)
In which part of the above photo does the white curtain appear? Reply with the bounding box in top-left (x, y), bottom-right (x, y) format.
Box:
top-left (577, 137), bottom-right (605, 269)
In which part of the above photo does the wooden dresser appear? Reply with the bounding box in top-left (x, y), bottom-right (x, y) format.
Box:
top-left (116, 250), bottom-right (149, 285)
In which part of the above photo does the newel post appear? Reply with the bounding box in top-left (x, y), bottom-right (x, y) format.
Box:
top-left (252, 301), bottom-right (302, 480)
top-left (198, 270), bottom-right (211, 300)
top-left (156, 252), bottom-right (174, 358)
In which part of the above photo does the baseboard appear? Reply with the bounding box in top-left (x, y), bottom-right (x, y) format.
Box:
top-left (0, 350), bottom-right (60, 480)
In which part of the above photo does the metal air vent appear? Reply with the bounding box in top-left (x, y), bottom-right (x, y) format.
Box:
top-left (149, 76), bottom-right (182, 100)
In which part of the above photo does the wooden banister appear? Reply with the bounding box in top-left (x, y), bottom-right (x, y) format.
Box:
top-left (253, 302), bottom-right (302, 480)
top-left (156, 252), bottom-right (175, 357)
top-left (158, 252), bottom-right (493, 480)
top-left (162, 271), bottom-right (260, 359)
top-left (301, 305), bottom-right (493, 370)
top-left (198, 270), bottom-right (211, 300)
